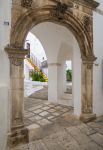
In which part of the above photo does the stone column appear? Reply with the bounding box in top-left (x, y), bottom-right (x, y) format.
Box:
top-left (5, 46), bottom-right (29, 146)
top-left (80, 59), bottom-right (96, 122)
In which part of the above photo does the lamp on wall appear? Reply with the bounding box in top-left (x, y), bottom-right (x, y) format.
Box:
top-left (4, 21), bottom-right (9, 25)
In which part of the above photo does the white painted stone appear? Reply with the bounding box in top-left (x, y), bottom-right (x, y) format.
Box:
top-left (27, 123), bottom-right (40, 141)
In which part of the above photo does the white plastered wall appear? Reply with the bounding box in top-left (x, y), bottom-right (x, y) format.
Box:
top-left (0, 0), bottom-right (11, 149)
top-left (93, 0), bottom-right (103, 116)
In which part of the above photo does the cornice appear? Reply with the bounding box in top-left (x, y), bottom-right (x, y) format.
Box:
top-left (73, 0), bottom-right (99, 9)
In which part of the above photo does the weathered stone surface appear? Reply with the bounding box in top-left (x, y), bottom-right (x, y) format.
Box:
top-left (66, 126), bottom-right (91, 145)
top-left (77, 123), bottom-right (96, 135)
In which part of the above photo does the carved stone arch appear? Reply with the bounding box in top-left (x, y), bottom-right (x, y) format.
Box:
top-left (10, 5), bottom-right (95, 60)
top-left (5, 2), bottom-right (99, 146)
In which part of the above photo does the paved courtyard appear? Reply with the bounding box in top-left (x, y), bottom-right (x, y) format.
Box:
top-left (10, 85), bottom-right (103, 150)
top-left (10, 97), bottom-right (103, 150)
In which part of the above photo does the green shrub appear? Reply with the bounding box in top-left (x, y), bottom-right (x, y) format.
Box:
top-left (29, 70), bottom-right (46, 82)
top-left (66, 69), bottom-right (72, 81)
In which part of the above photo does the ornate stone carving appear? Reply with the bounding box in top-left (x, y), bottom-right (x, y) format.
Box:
top-left (82, 15), bottom-right (91, 32)
top-left (21, 0), bottom-right (32, 8)
top-left (50, 1), bottom-right (73, 20)
top-left (74, 4), bottom-right (79, 9)
top-left (5, 46), bottom-right (28, 66)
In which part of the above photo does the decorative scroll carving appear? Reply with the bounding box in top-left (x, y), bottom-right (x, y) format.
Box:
top-left (21, 0), bottom-right (32, 8)
top-left (5, 46), bottom-right (28, 66)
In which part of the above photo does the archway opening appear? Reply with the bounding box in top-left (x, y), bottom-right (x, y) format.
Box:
top-left (22, 22), bottom-right (82, 131)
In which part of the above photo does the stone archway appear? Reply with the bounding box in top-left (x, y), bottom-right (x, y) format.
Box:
top-left (5, 0), bottom-right (99, 145)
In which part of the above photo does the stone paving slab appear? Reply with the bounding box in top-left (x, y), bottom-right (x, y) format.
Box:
top-left (66, 126), bottom-right (92, 145)
top-left (90, 133), bottom-right (103, 147)
top-left (76, 123), bottom-right (96, 136)
top-left (80, 141), bottom-right (103, 150)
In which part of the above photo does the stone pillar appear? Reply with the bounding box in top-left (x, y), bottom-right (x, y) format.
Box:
top-left (5, 46), bottom-right (29, 146)
top-left (80, 59), bottom-right (96, 122)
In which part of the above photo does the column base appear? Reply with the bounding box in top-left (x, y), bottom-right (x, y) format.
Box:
top-left (8, 127), bottom-right (29, 147)
top-left (80, 113), bottom-right (96, 123)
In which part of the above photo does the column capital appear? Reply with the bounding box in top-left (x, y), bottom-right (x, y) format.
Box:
top-left (82, 56), bottom-right (97, 69)
top-left (5, 46), bottom-right (28, 66)
top-left (82, 56), bottom-right (97, 63)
